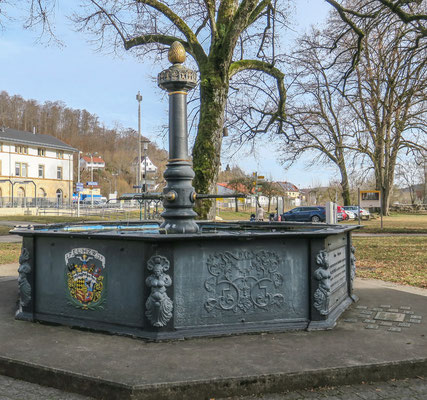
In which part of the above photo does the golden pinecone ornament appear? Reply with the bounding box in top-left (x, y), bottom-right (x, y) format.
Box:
top-left (168, 41), bottom-right (186, 64)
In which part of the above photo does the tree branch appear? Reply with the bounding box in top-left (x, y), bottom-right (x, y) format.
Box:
top-left (229, 59), bottom-right (286, 133)
top-left (135, 0), bottom-right (207, 63)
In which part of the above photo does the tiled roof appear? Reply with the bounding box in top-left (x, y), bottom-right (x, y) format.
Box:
top-left (0, 128), bottom-right (77, 152)
top-left (81, 156), bottom-right (105, 163)
top-left (277, 181), bottom-right (299, 192)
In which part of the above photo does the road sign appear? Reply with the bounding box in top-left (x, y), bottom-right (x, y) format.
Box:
top-left (258, 176), bottom-right (265, 179)
top-left (133, 185), bottom-right (142, 189)
top-left (360, 190), bottom-right (381, 208)
top-left (87, 181), bottom-right (98, 186)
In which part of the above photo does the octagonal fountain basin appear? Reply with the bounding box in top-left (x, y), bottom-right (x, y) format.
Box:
top-left (12, 220), bottom-right (358, 341)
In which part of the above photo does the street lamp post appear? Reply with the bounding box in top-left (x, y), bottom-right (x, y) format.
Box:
top-left (136, 92), bottom-right (142, 193)
top-left (91, 154), bottom-right (94, 207)
top-left (77, 151), bottom-right (81, 217)
top-left (143, 140), bottom-right (149, 219)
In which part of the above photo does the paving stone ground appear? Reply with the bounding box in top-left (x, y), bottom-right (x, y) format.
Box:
top-left (221, 377), bottom-right (427, 400)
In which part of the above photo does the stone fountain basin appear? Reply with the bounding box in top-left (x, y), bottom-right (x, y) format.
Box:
top-left (12, 221), bottom-right (358, 340)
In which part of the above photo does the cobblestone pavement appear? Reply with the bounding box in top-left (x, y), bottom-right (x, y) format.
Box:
top-left (0, 375), bottom-right (94, 400)
top-left (221, 378), bottom-right (427, 400)
top-left (0, 375), bottom-right (426, 399)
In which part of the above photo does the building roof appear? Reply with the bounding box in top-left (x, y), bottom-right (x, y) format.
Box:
top-left (81, 155), bottom-right (105, 164)
top-left (217, 182), bottom-right (252, 194)
top-left (277, 181), bottom-right (299, 192)
top-left (0, 128), bottom-right (77, 152)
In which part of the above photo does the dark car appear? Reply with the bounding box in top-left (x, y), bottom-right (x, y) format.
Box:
top-left (282, 206), bottom-right (326, 223)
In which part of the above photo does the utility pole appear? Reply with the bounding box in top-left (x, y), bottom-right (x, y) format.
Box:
top-left (143, 140), bottom-right (149, 219)
top-left (136, 92), bottom-right (142, 194)
top-left (91, 154), bottom-right (94, 207)
top-left (77, 151), bottom-right (81, 217)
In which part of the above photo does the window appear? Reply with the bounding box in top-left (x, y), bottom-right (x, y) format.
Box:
top-left (57, 150), bottom-right (64, 159)
top-left (57, 166), bottom-right (63, 180)
top-left (38, 148), bottom-right (46, 156)
top-left (15, 162), bottom-right (28, 177)
top-left (38, 164), bottom-right (45, 178)
top-left (15, 145), bottom-right (28, 154)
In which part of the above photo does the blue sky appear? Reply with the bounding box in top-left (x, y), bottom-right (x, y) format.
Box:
top-left (0, 0), bottom-right (333, 188)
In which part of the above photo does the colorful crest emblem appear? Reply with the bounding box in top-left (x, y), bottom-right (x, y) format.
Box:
top-left (65, 248), bottom-right (106, 310)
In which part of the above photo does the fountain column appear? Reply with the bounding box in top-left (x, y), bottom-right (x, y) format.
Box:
top-left (157, 42), bottom-right (199, 234)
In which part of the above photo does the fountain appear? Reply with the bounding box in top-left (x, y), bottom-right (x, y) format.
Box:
top-left (12, 42), bottom-right (358, 340)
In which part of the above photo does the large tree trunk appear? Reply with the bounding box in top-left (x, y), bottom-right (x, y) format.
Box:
top-left (337, 159), bottom-right (351, 206)
top-left (192, 62), bottom-right (228, 219)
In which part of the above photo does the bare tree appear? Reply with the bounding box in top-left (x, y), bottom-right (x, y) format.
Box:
top-left (324, 0), bottom-right (426, 80)
top-left (280, 29), bottom-right (355, 205)
top-left (342, 20), bottom-right (427, 213)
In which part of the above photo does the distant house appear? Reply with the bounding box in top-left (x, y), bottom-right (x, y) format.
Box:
top-left (277, 181), bottom-right (301, 206)
top-left (0, 127), bottom-right (77, 206)
top-left (80, 155), bottom-right (106, 170)
top-left (133, 156), bottom-right (158, 174)
top-left (216, 182), bottom-right (272, 209)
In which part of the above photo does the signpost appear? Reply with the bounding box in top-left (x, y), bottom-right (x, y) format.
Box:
top-left (358, 189), bottom-right (383, 229)
top-left (87, 182), bottom-right (98, 207)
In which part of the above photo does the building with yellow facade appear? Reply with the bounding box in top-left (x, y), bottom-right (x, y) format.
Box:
top-left (0, 128), bottom-right (77, 207)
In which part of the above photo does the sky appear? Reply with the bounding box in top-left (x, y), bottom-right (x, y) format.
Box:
top-left (0, 0), bottom-right (333, 188)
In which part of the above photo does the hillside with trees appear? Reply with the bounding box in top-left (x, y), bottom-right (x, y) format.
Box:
top-left (0, 90), bottom-right (168, 196)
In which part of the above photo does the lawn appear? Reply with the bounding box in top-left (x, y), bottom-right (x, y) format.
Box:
top-left (353, 236), bottom-right (427, 288)
top-left (0, 243), bottom-right (22, 265)
top-left (343, 213), bottom-right (427, 233)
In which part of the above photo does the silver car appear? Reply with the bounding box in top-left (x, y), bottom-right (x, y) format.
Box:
top-left (343, 206), bottom-right (370, 220)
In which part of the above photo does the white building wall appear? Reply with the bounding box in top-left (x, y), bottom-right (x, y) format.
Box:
top-left (0, 144), bottom-right (73, 181)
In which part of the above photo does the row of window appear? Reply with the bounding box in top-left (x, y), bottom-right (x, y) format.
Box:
top-left (15, 162), bottom-right (63, 179)
top-left (0, 143), bottom-right (65, 159)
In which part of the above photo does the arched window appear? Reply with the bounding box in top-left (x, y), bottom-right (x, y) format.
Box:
top-left (17, 187), bottom-right (26, 207)
top-left (38, 188), bottom-right (47, 207)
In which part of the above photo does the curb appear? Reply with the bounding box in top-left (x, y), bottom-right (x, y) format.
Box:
top-left (0, 356), bottom-right (426, 400)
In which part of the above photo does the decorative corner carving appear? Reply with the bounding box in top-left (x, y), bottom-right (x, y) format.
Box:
top-left (313, 250), bottom-right (331, 316)
top-left (18, 247), bottom-right (32, 307)
top-left (145, 255), bottom-right (173, 327)
top-left (204, 250), bottom-right (286, 315)
top-left (350, 245), bottom-right (356, 287)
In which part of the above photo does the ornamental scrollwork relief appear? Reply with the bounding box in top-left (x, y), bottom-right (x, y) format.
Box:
top-left (18, 247), bottom-right (32, 307)
top-left (204, 250), bottom-right (285, 315)
top-left (145, 255), bottom-right (173, 328)
top-left (313, 250), bottom-right (331, 316)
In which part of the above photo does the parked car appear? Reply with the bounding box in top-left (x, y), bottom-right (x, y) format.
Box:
top-left (345, 210), bottom-right (356, 220)
top-left (282, 206), bottom-right (326, 223)
top-left (343, 206), bottom-right (370, 220)
top-left (336, 206), bottom-right (349, 221)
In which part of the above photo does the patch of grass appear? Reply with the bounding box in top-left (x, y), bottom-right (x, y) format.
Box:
top-left (353, 236), bottom-right (427, 288)
top-left (0, 243), bottom-right (21, 265)
top-left (342, 213), bottom-right (427, 233)
top-left (0, 226), bottom-right (12, 236)
top-left (218, 210), bottom-right (253, 220)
